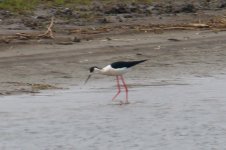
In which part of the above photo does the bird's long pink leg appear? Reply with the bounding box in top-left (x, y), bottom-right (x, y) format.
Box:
top-left (112, 76), bottom-right (121, 101)
top-left (120, 75), bottom-right (129, 104)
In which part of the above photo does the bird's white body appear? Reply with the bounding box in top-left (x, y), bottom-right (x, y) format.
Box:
top-left (96, 65), bottom-right (129, 76)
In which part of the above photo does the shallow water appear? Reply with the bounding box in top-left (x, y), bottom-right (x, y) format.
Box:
top-left (1, 74), bottom-right (226, 150)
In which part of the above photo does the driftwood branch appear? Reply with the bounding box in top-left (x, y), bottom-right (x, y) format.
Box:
top-left (0, 17), bottom-right (55, 43)
top-left (38, 16), bottom-right (54, 38)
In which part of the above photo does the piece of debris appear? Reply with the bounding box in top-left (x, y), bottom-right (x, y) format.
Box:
top-left (106, 37), bottom-right (112, 41)
top-left (154, 45), bottom-right (161, 50)
top-left (73, 36), bottom-right (81, 42)
top-left (57, 42), bottom-right (74, 45)
top-left (31, 83), bottom-right (59, 91)
top-left (38, 16), bottom-right (54, 38)
top-left (168, 38), bottom-right (181, 41)
top-left (189, 23), bottom-right (209, 28)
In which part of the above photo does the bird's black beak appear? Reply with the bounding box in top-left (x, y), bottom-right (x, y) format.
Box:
top-left (84, 74), bottom-right (92, 85)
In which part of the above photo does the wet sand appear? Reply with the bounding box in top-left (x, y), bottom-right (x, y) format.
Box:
top-left (1, 74), bottom-right (226, 149)
top-left (1, 29), bottom-right (226, 149)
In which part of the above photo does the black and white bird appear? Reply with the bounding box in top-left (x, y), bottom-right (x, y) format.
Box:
top-left (84, 60), bottom-right (147, 104)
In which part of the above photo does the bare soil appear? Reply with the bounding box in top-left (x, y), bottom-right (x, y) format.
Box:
top-left (1, 29), bottom-right (226, 95)
top-left (0, 0), bottom-right (226, 95)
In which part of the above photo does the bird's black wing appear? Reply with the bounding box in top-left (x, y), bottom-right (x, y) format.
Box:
top-left (111, 60), bottom-right (147, 69)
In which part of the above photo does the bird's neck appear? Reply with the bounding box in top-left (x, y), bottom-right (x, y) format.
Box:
top-left (97, 65), bottom-right (113, 75)
top-left (95, 67), bottom-right (109, 75)
top-left (94, 67), bottom-right (102, 73)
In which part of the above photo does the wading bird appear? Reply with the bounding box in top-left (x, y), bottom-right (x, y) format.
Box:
top-left (84, 60), bottom-right (147, 104)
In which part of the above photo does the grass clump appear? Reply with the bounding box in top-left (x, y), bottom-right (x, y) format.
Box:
top-left (0, 0), bottom-right (153, 13)
top-left (52, 0), bottom-right (92, 5)
top-left (50, 0), bottom-right (153, 6)
top-left (0, 0), bottom-right (93, 12)
top-left (0, 0), bottom-right (38, 13)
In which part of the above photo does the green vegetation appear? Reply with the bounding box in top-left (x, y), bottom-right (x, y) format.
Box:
top-left (0, 0), bottom-right (38, 12)
top-left (0, 0), bottom-right (153, 13)
top-left (48, 0), bottom-right (153, 5)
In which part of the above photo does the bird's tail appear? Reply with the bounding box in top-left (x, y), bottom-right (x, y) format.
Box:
top-left (136, 59), bottom-right (147, 64)
top-left (127, 59), bottom-right (147, 68)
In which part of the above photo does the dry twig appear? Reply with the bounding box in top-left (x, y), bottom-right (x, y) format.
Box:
top-left (38, 17), bottom-right (54, 38)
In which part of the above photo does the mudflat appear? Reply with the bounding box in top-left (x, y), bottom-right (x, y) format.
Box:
top-left (1, 29), bottom-right (226, 95)
top-left (1, 30), bottom-right (226, 149)
top-left (1, 0), bottom-right (226, 95)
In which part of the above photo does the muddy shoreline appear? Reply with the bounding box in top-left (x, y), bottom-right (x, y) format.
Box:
top-left (1, 0), bottom-right (226, 95)
top-left (1, 29), bottom-right (226, 95)
top-left (1, 0), bottom-right (226, 45)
